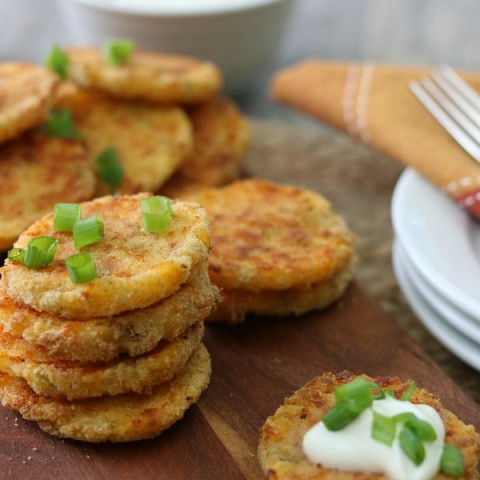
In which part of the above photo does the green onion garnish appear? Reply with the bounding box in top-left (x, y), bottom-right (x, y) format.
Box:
top-left (322, 402), bottom-right (359, 431)
top-left (103, 39), bottom-right (134, 65)
top-left (404, 416), bottom-right (437, 443)
top-left (141, 196), bottom-right (173, 233)
top-left (371, 411), bottom-right (397, 446)
top-left (66, 252), bottom-right (97, 284)
top-left (73, 214), bottom-right (104, 249)
top-left (399, 424), bottom-right (425, 466)
top-left (440, 444), bottom-right (464, 477)
top-left (400, 383), bottom-right (417, 401)
top-left (45, 44), bottom-right (69, 80)
top-left (23, 236), bottom-right (58, 269)
top-left (44, 109), bottom-right (81, 140)
top-left (96, 147), bottom-right (123, 193)
top-left (54, 203), bottom-right (81, 232)
top-left (322, 378), bottom-right (463, 473)
top-left (7, 247), bottom-right (25, 263)
top-left (335, 378), bottom-right (375, 410)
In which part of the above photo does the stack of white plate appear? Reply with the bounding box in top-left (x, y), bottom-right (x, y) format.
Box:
top-left (391, 168), bottom-right (480, 372)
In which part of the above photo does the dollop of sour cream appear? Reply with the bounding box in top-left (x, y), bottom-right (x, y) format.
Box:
top-left (302, 396), bottom-right (445, 480)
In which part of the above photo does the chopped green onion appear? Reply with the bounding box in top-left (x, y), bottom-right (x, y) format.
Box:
top-left (323, 402), bottom-right (359, 431)
top-left (393, 412), bottom-right (416, 423)
top-left (44, 44), bottom-right (69, 80)
top-left (103, 39), bottom-right (134, 65)
top-left (400, 383), bottom-right (417, 401)
top-left (73, 214), bottom-right (104, 249)
top-left (24, 236), bottom-right (58, 269)
top-left (335, 377), bottom-right (373, 411)
top-left (399, 424), bottom-right (425, 466)
top-left (404, 417), bottom-right (437, 443)
top-left (54, 203), bottom-right (81, 232)
top-left (96, 147), bottom-right (123, 192)
top-left (44, 109), bottom-right (81, 140)
top-left (371, 411), bottom-right (397, 446)
top-left (440, 444), bottom-right (464, 477)
top-left (66, 252), bottom-right (97, 283)
top-left (7, 247), bottom-right (25, 263)
top-left (141, 196), bottom-right (173, 233)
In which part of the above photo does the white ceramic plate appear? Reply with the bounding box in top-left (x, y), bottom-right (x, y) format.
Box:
top-left (391, 168), bottom-right (480, 320)
top-left (398, 240), bottom-right (480, 344)
top-left (393, 240), bottom-right (480, 372)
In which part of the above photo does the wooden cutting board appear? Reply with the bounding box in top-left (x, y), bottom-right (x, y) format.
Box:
top-left (1, 121), bottom-right (478, 479)
top-left (0, 282), bottom-right (478, 480)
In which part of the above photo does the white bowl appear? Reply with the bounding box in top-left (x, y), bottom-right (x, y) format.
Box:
top-left (56, 0), bottom-right (294, 94)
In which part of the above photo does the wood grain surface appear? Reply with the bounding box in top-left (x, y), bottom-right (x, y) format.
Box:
top-left (0, 283), bottom-right (478, 480)
top-left (0, 121), bottom-right (478, 479)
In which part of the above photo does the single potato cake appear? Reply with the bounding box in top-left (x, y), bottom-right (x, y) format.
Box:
top-left (258, 371), bottom-right (480, 479)
top-left (65, 47), bottom-right (222, 104)
top-left (189, 179), bottom-right (356, 323)
top-left (0, 131), bottom-right (95, 251)
top-left (0, 63), bottom-right (58, 144)
top-left (54, 85), bottom-right (193, 195)
top-left (1, 193), bottom-right (211, 318)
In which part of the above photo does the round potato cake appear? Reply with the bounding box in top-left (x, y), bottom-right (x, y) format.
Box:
top-left (0, 343), bottom-right (211, 443)
top-left (258, 371), bottom-right (480, 479)
top-left (189, 179), bottom-right (356, 321)
top-left (161, 96), bottom-right (250, 198)
top-left (1, 193), bottom-right (211, 318)
top-left (0, 63), bottom-right (58, 144)
top-left (0, 265), bottom-right (219, 362)
top-left (54, 85), bottom-right (193, 195)
top-left (65, 47), bottom-right (222, 104)
top-left (0, 131), bottom-right (95, 251)
top-left (0, 321), bottom-right (204, 400)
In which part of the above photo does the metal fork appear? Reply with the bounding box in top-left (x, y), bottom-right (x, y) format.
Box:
top-left (409, 66), bottom-right (480, 163)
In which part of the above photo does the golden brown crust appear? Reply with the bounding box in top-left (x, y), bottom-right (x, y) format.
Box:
top-left (54, 85), bottom-right (193, 195)
top-left (187, 179), bottom-right (356, 321)
top-left (0, 131), bottom-right (95, 251)
top-left (0, 265), bottom-right (219, 362)
top-left (0, 63), bottom-right (58, 144)
top-left (0, 322), bottom-right (204, 400)
top-left (65, 47), bottom-right (222, 104)
top-left (0, 343), bottom-right (211, 443)
top-left (1, 194), bottom-right (211, 318)
top-left (207, 260), bottom-right (355, 323)
top-left (190, 179), bottom-right (356, 291)
top-left (258, 371), bottom-right (480, 479)
top-left (161, 97), bottom-right (250, 197)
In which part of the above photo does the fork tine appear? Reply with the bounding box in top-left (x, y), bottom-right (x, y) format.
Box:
top-left (439, 66), bottom-right (480, 111)
top-left (422, 76), bottom-right (480, 141)
top-left (409, 79), bottom-right (480, 162)
top-left (433, 70), bottom-right (480, 128)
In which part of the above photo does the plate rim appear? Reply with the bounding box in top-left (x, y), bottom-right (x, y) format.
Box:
top-left (391, 168), bottom-right (480, 320)
top-left (393, 239), bottom-right (480, 372)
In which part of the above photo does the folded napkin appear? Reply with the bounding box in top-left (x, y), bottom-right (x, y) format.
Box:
top-left (271, 60), bottom-right (480, 220)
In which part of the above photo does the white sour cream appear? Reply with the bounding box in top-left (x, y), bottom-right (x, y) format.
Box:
top-left (302, 396), bottom-right (445, 480)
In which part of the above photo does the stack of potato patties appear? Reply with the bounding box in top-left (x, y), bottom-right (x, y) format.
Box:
top-left (187, 179), bottom-right (357, 324)
top-left (0, 45), bottom-right (250, 251)
top-left (0, 192), bottom-right (220, 442)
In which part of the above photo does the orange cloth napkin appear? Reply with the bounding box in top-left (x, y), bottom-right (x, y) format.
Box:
top-left (270, 60), bottom-right (480, 220)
